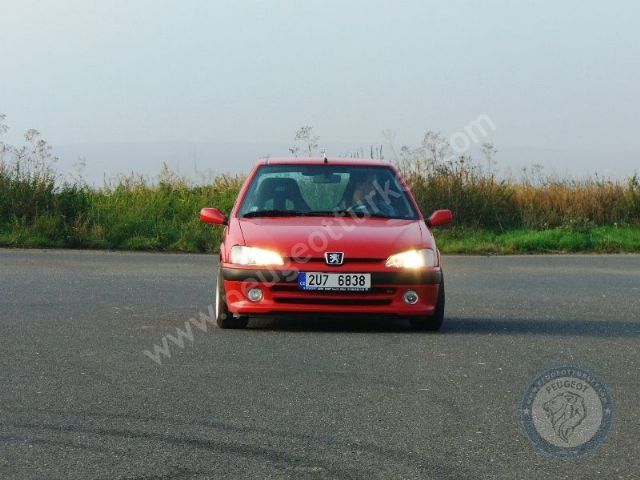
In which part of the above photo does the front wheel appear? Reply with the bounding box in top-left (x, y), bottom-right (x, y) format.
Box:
top-left (215, 267), bottom-right (248, 329)
top-left (409, 274), bottom-right (445, 331)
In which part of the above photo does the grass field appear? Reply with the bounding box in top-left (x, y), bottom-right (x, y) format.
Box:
top-left (1, 126), bottom-right (639, 254)
top-left (436, 225), bottom-right (640, 254)
top-left (1, 168), bottom-right (638, 254)
top-left (3, 223), bottom-right (639, 255)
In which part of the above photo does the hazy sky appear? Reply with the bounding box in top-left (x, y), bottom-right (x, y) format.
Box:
top-left (1, 0), bottom-right (639, 177)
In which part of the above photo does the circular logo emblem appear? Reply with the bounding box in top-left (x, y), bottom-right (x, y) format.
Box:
top-left (519, 365), bottom-right (614, 459)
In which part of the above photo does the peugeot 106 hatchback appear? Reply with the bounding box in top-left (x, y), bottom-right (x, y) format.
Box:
top-left (200, 158), bottom-right (452, 330)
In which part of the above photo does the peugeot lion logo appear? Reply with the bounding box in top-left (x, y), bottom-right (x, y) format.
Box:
top-left (519, 365), bottom-right (614, 459)
top-left (325, 252), bottom-right (344, 265)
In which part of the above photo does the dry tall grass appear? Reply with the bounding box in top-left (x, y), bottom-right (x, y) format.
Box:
top-left (401, 156), bottom-right (639, 231)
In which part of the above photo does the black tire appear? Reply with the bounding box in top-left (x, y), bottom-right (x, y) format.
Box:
top-left (215, 267), bottom-right (248, 329)
top-left (409, 273), bottom-right (445, 331)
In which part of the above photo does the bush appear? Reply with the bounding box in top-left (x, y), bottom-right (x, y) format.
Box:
top-left (0, 118), bottom-right (638, 253)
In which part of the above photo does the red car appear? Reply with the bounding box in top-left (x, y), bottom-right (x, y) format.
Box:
top-left (200, 158), bottom-right (452, 330)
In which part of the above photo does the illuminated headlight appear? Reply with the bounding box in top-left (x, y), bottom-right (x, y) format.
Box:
top-left (230, 245), bottom-right (284, 266)
top-left (385, 248), bottom-right (436, 268)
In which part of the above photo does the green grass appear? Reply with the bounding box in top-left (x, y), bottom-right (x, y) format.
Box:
top-left (2, 212), bottom-right (639, 255)
top-left (436, 226), bottom-right (640, 254)
top-left (0, 174), bottom-right (242, 253)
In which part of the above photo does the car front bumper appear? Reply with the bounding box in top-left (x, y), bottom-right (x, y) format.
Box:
top-left (221, 266), bottom-right (442, 317)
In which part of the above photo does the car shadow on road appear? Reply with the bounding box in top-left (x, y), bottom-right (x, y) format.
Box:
top-left (248, 315), bottom-right (412, 333)
top-left (247, 315), bottom-right (640, 337)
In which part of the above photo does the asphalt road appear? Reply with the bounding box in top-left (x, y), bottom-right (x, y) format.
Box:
top-left (1, 249), bottom-right (639, 479)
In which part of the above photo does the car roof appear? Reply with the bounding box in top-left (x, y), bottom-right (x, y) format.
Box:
top-left (255, 157), bottom-right (390, 167)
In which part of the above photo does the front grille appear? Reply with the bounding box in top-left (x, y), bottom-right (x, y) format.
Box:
top-left (274, 297), bottom-right (392, 306)
top-left (285, 257), bottom-right (383, 265)
top-left (269, 283), bottom-right (396, 306)
top-left (271, 284), bottom-right (396, 295)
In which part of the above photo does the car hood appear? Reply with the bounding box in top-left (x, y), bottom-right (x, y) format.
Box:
top-left (237, 217), bottom-right (430, 258)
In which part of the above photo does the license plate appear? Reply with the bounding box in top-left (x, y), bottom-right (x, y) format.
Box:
top-left (298, 272), bottom-right (371, 291)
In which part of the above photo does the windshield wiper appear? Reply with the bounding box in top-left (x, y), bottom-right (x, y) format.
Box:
top-left (242, 210), bottom-right (306, 218)
top-left (305, 210), bottom-right (394, 219)
top-left (243, 209), bottom-right (397, 219)
top-left (366, 212), bottom-right (395, 219)
top-left (301, 210), bottom-right (347, 217)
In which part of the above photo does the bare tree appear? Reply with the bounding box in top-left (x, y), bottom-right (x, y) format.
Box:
top-left (0, 113), bottom-right (7, 136)
top-left (0, 114), bottom-right (9, 164)
top-left (392, 130), bottom-right (451, 176)
top-left (0, 116), bottom-right (57, 183)
top-left (481, 142), bottom-right (498, 175)
top-left (290, 126), bottom-right (319, 157)
top-left (422, 131), bottom-right (450, 165)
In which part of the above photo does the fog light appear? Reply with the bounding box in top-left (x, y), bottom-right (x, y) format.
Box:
top-left (247, 287), bottom-right (263, 303)
top-left (403, 290), bottom-right (419, 305)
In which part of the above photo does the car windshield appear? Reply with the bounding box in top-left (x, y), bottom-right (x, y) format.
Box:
top-left (237, 164), bottom-right (419, 219)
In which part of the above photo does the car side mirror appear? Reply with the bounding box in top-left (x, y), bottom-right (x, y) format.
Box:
top-left (200, 207), bottom-right (228, 225)
top-left (427, 209), bottom-right (452, 228)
